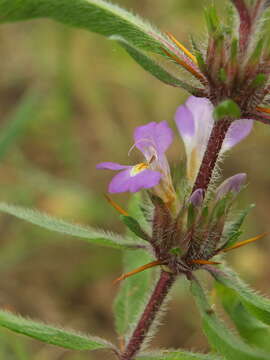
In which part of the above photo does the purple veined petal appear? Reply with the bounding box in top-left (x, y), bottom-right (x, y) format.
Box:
top-left (216, 173), bottom-right (247, 200)
top-left (134, 121), bottom-right (173, 159)
top-left (222, 119), bottom-right (253, 152)
top-left (96, 162), bottom-right (130, 171)
top-left (175, 105), bottom-right (195, 141)
top-left (175, 96), bottom-right (214, 184)
top-left (108, 168), bottom-right (162, 193)
top-left (189, 188), bottom-right (204, 207)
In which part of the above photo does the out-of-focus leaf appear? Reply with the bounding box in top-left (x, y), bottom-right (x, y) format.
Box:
top-left (216, 282), bottom-right (270, 352)
top-left (137, 350), bottom-right (222, 359)
top-left (191, 279), bottom-right (269, 360)
top-left (0, 90), bottom-right (40, 160)
top-left (212, 265), bottom-right (270, 326)
top-left (0, 202), bottom-right (144, 249)
top-left (0, 310), bottom-right (114, 351)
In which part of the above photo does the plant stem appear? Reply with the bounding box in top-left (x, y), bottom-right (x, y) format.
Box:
top-left (192, 118), bottom-right (231, 194)
top-left (120, 271), bottom-right (175, 360)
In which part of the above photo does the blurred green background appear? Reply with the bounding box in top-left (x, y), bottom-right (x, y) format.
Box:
top-left (0, 0), bottom-right (270, 359)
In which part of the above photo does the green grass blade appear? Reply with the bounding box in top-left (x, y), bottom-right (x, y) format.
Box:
top-left (0, 90), bottom-right (40, 160)
top-left (0, 310), bottom-right (114, 351)
top-left (216, 281), bottom-right (270, 352)
top-left (212, 265), bottom-right (270, 325)
top-left (137, 350), bottom-right (222, 360)
top-left (191, 279), bottom-right (269, 360)
top-left (0, 202), bottom-right (144, 249)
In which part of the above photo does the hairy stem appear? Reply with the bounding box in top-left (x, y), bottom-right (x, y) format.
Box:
top-left (232, 0), bottom-right (252, 54)
top-left (120, 271), bottom-right (175, 360)
top-left (192, 118), bottom-right (231, 194)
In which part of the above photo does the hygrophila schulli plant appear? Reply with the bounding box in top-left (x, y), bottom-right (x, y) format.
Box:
top-left (1, 0), bottom-right (270, 359)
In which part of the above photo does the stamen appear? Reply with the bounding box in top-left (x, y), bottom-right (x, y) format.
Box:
top-left (113, 260), bottom-right (162, 285)
top-left (162, 48), bottom-right (205, 83)
top-left (104, 194), bottom-right (129, 216)
top-left (191, 259), bottom-right (220, 265)
top-left (222, 232), bottom-right (267, 252)
top-left (256, 106), bottom-right (270, 115)
top-left (130, 162), bottom-right (149, 176)
top-left (166, 31), bottom-right (198, 64)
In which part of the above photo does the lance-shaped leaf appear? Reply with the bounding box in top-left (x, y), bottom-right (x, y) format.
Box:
top-left (137, 350), bottom-right (222, 360)
top-left (0, 0), bottom-right (179, 57)
top-left (191, 279), bottom-right (270, 360)
top-left (212, 265), bottom-right (270, 326)
top-left (0, 310), bottom-right (114, 351)
top-left (216, 282), bottom-right (270, 352)
top-left (0, 202), bottom-right (144, 249)
top-left (0, 0), bottom-right (201, 90)
top-left (114, 194), bottom-right (157, 341)
top-left (220, 204), bottom-right (255, 249)
top-left (112, 36), bottom-right (199, 92)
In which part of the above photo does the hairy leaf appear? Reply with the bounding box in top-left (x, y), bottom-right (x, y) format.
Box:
top-left (114, 194), bottom-right (156, 341)
top-left (0, 310), bottom-right (114, 351)
top-left (113, 36), bottom-right (197, 91)
top-left (216, 282), bottom-right (270, 352)
top-left (0, 202), bottom-right (143, 249)
top-left (0, 0), bottom-right (200, 90)
top-left (191, 279), bottom-right (269, 360)
top-left (0, 0), bottom-right (173, 56)
top-left (212, 265), bottom-right (270, 326)
top-left (137, 350), bottom-right (222, 360)
top-left (221, 204), bottom-right (255, 249)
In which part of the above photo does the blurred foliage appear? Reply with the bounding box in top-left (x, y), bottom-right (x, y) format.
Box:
top-left (0, 0), bottom-right (270, 359)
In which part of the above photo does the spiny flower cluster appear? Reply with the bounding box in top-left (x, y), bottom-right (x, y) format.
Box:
top-left (97, 97), bottom-right (260, 278)
top-left (161, 0), bottom-right (270, 126)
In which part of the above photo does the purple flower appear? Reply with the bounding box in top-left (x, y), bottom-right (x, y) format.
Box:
top-left (175, 96), bottom-right (253, 183)
top-left (96, 121), bottom-right (173, 194)
top-left (189, 188), bottom-right (204, 207)
top-left (216, 173), bottom-right (247, 200)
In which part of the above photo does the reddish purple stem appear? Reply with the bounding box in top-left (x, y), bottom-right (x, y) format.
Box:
top-left (120, 271), bottom-right (175, 360)
top-left (232, 0), bottom-right (252, 54)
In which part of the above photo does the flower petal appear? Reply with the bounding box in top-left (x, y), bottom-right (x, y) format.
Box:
top-left (216, 173), bottom-right (247, 200)
top-left (108, 168), bottom-right (161, 193)
top-left (96, 162), bottom-right (130, 171)
top-left (222, 119), bottom-right (253, 152)
top-left (134, 121), bottom-right (173, 159)
top-left (175, 96), bottom-right (214, 183)
top-left (189, 188), bottom-right (204, 207)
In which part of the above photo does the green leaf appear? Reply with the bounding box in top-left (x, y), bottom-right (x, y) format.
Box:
top-left (212, 265), bottom-right (270, 326)
top-left (137, 350), bottom-right (222, 360)
top-left (0, 202), bottom-right (143, 249)
top-left (0, 0), bottom-right (200, 90)
top-left (0, 90), bottom-right (40, 160)
top-left (114, 249), bottom-right (156, 340)
top-left (221, 204), bottom-right (255, 249)
top-left (114, 194), bottom-right (156, 340)
top-left (0, 310), bottom-right (114, 351)
top-left (120, 214), bottom-right (150, 242)
top-left (191, 279), bottom-right (269, 360)
top-left (0, 0), bottom-right (171, 57)
top-left (216, 282), bottom-right (270, 352)
top-left (113, 36), bottom-right (198, 92)
top-left (213, 99), bottom-right (241, 120)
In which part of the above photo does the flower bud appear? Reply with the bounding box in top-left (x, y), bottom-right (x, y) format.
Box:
top-left (216, 173), bottom-right (247, 200)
